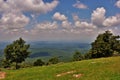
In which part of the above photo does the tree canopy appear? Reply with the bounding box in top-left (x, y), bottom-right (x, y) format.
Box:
top-left (89, 30), bottom-right (120, 58)
top-left (4, 38), bottom-right (30, 69)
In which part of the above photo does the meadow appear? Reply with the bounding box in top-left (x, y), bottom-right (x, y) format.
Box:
top-left (3, 56), bottom-right (120, 80)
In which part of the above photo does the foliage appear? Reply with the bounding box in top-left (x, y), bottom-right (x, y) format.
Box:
top-left (73, 51), bottom-right (83, 61)
top-left (20, 62), bottom-right (33, 68)
top-left (33, 59), bottom-right (45, 66)
top-left (2, 59), bottom-right (11, 68)
top-left (89, 30), bottom-right (120, 58)
top-left (0, 59), bottom-right (3, 67)
top-left (84, 52), bottom-right (92, 59)
top-left (48, 57), bottom-right (59, 65)
top-left (3, 38), bottom-right (30, 69)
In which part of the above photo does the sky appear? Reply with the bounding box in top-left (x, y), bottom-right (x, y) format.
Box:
top-left (0, 0), bottom-right (120, 43)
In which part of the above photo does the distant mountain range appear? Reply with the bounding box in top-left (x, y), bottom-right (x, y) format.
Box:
top-left (29, 41), bottom-right (90, 49)
top-left (0, 41), bottom-right (91, 61)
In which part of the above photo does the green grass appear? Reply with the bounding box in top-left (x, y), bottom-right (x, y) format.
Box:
top-left (3, 56), bottom-right (120, 80)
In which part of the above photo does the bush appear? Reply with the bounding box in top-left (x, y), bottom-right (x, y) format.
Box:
top-left (73, 51), bottom-right (84, 61)
top-left (48, 57), bottom-right (59, 65)
top-left (20, 62), bottom-right (33, 68)
top-left (33, 59), bottom-right (45, 66)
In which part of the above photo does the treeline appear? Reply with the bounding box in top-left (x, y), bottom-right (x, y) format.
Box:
top-left (73, 30), bottom-right (120, 61)
top-left (0, 30), bottom-right (120, 69)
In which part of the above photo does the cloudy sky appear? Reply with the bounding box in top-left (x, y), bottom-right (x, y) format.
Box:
top-left (0, 0), bottom-right (120, 42)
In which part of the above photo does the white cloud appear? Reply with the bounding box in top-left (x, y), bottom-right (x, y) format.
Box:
top-left (0, 12), bottom-right (30, 31)
top-left (14, 0), bottom-right (59, 13)
top-left (62, 20), bottom-right (72, 29)
top-left (0, 0), bottom-right (22, 12)
top-left (72, 14), bottom-right (80, 21)
top-left (33, 21), bottom-right (58, 31)
top-left (91, 7), bottom-right (106, 27)
top-left (0, 0), bottom-right (59, 33)
top-left (103, 15), bottom-right (120, 27)
top-left (0, 0), bottom-right (11, 12)
top-left (0, 3), bottom-right (120, 42)
top-left (72, 14), bottom-right (96, 30)
top-left (115, 0), bottom-right (120, 8)
top-left (91, 7), bottom-right (120, 27)
top-left (75, 21), bottom-right (96, 29)
top-left (73, 1), bottom-right (88, 9)
top-left (0, 0), bottom-right (59, 14)
top-left (53, 12), bottom-right (67, 21)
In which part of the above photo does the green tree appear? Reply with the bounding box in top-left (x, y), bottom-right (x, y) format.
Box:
top-left (2, 59), bottom-right (11, 68)
top-left (4, 38), bottom-right (30, 69)
top-left (48, 57), bottom-right (59, 65)
top-left (90, 30), bottom-right (120, 58)
top-left (73, 51), bottom-right (83, 61)
top-left (33, 59), bottom-right (45, 66)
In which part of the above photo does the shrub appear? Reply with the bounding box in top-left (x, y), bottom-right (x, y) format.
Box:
top-left (33, 59), bottom-right (45, 66)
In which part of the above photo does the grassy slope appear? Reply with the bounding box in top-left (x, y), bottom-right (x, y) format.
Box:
top-left (4, 56), bottom-right (120, 80)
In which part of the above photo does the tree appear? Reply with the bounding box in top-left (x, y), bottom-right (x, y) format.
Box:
top-left (33, 59), bottom-right (45, 66)
top-left (89, 30), bottom-right (120, 58)
top-left (2, 59), bottom-right (11, 68)
top-left (48, 57), bottom-right (59, 65)
top-left (73, 51), bottom-right (83, 61)
top-left (4, 38), bottom-right (30, 69)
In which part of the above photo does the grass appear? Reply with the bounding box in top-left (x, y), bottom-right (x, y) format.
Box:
top-left (3, 56), bottom-right (120, 80)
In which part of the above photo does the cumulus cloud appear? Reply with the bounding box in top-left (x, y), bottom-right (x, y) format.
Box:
top-left (0, 0), bottom-right (59, 33)
top-left (72, 7), bottom-right (120, 29)
top-left (62, 20), bottom-right (72, 29)
top-left (33, 21), bottom-right (58, 31)
top-left (72, 14), bottom-right (96, 29)
top-left (75, 21), bottom-right (96, 29)
top-left (72, 14), bottom-right (80, 21)
top-left (53, 12), bottom-right (67, 21)
top-left (0, 12), bottom-right (30, 31)
top-left (0, 0), bottom-right (14, 12)
top-left (14, 0), bottom-right (59, 13)
top-left (0, 0), bottom-right (59, 13)
top-left (73, 1), bottom-right (88, 9)
top-left (91, 7), bottom-right (106, 27)
top-left (103, 15), bottom-right (120, 27)
top-left (115, 0), bottom-right (120, 8)
top-left (0, 1), bottom-right (120, 42)
top-left (91, 7), bottom-right (120, 27)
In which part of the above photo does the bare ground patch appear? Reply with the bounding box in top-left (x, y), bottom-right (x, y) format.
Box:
top-left (73, 73), bottom-right (83, 78)
top-left (56, 70), bottom-right (84, 78)
top-left (56, 70), bottom-right (76, 77)
top-left (0, 72), bottom-right (6, 79)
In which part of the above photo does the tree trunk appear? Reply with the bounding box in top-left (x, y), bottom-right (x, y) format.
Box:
top-left (15, 62), bottom-right (18, 69)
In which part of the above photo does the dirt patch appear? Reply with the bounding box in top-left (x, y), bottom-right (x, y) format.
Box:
top-left (73, 73), bottom-right (83, 78)
top-left (56, 70), bottom-right (76, 77)
top-left (0, 72), bottom-right (6, 79)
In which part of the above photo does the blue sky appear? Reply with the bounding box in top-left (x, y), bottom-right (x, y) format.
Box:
top-left (0, 0), bottom-right (120, 42)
